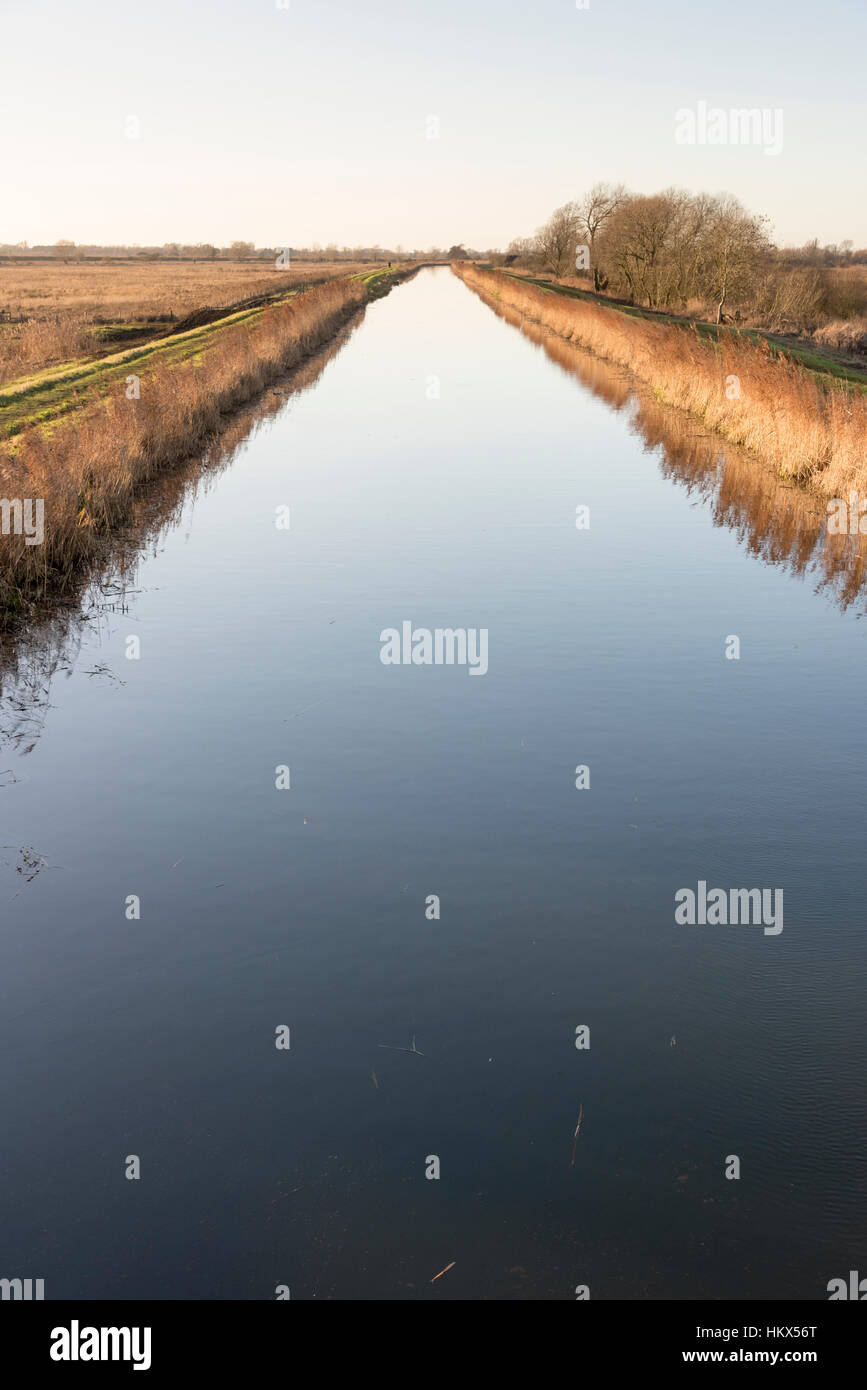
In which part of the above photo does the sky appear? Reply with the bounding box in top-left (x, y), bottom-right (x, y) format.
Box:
top-left (2, 0), bottom-right (864, 250)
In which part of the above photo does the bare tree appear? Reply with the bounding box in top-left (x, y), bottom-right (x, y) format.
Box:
top-left (575, 182), bottom-right (627, 289)
top-left (699, 197), bottom-right (770, 323)
top-left (501, 236), bottom-right (541, 269)
top-left (598, 193), bottom-right (681, 308)
top-left (666, 191), bottom-right (714, 309)
top-left (536, 202), bottom-right (580, 278)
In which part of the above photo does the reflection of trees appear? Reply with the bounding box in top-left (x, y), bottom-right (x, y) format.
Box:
top-left (487, 294), bottom-right (867, 613)
top-left (0, 314), bottom-right (364, 754)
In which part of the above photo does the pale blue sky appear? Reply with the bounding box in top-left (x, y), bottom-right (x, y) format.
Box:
top-left (2, 0), bottom-right (864, 248)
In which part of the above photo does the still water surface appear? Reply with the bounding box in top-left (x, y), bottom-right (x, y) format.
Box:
top-left (1, 267), bottom-right (865, 1299)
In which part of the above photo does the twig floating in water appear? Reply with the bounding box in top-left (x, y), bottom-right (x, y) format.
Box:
top-left (377, 1035), bottom-right (425, 1056)
top-left (570, 1103), bottom-right (584, 1166)
top-left (430, 1262), bottom-right (455, 1284)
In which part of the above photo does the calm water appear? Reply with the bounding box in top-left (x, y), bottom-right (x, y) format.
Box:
top-left (1, 267), bottom-right (865, 1300)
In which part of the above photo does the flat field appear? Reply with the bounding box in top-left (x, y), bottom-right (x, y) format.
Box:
top-left (0, 259), bottom-right (385, 384)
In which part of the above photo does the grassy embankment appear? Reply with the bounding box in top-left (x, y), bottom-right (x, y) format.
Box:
top-left (0, 266), bottom-right (408, 621)
top-left (455, 263), bottom-right (866, 495)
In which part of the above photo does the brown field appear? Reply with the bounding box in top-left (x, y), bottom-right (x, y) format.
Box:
top-left (0, 259), bottom-right (382, 383)
top-left (454, 263), bottom-right (866, 498)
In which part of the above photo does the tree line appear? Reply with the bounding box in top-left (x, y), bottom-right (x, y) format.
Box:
top-left (0, 241), bottom-right (482, 264)
top-left (504, 185), bottom-right (867, 334)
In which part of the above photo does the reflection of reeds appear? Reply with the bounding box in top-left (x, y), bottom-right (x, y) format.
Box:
top-left (0, 276), bottom-right (385, 622)
top-left (461, 276), bottom-right (867, 614)
top-left (454, 264), bottom-right (866, 498)
top-left (0, 317), bottom-right (363, 752)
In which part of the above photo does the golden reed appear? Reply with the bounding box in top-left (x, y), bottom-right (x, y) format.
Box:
top-left (0, 275), bottom-right (372, 619)
top-left (453, 263), bottom-right (865, 499)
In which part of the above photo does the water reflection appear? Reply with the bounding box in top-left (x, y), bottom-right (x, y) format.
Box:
top-left (485, 295), bottom-right (867, 614)
top-left (3, 290), bottom-right (865, 759)
top-left (2, 266), bottom-right (865, 1300)
top-left (0, 313), bottom-right (366, 753)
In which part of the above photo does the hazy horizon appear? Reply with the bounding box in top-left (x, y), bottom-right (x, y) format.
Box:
top-left (3, 0), bottom-right (864, 250)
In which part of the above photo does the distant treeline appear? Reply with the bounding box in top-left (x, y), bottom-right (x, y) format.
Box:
top-left (0, 241), bottom-right (482, 263)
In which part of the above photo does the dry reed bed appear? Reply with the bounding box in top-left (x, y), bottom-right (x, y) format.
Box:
top-left (484, 286), bottom-right (867, 604)
top-left (453, 264), bottom-right (866, 497)
top-left (0, 275), bottom-right (371, 619)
